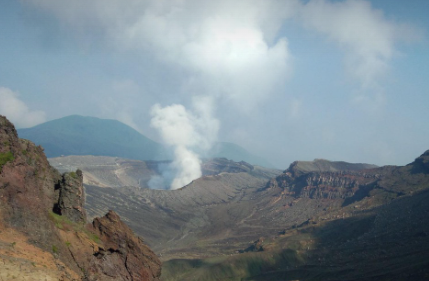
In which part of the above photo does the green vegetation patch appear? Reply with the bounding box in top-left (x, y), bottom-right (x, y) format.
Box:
top-left (69, 171), bottom-right (78, 179)
top-left (85, 231), bottom-right (101, 244)
top-left (49, 211), bottom-right (74, 230)
top-left (52, 245), bottom-right (58, 254)
top-left (49, 211), bottom-right (101, 245)
top-left (0, 151), bottom-right (14, 170)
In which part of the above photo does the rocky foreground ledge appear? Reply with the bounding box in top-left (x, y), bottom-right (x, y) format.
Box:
top-left (0, 115), bottom-right (161, 281)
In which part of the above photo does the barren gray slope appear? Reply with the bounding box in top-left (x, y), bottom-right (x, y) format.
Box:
top-left (49, 155), bottom-right (157, 188)
top-left (288, 158), bottom-right (378, 175)
top-left (84, 168), bottom-right (289, 257)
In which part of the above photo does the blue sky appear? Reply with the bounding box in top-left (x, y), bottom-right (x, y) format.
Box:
top-left (0, 0), bottom-right (428, 169)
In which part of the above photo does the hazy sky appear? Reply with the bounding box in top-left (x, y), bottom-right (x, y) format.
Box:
top-left (1, 0), bottom-right (428, 169)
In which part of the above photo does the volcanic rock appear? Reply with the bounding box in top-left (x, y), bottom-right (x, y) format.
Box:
top-left (55, 169), bottom-right (87, 223)
top-left (0, 115), bottom-right (161, 280)
top-left (91, 211), bottom-right (161, 281)
top-left (412, 149), bottom-right (429, 173)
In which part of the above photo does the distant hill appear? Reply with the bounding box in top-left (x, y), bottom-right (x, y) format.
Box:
top-left (17, 115), bottom-right (167, 161)
top-left (205, 142), bottom-right (274, 168)
top-left (18, 115), bottom-right (273, 167)
top-left (286, 158), bottom-right (378, 176)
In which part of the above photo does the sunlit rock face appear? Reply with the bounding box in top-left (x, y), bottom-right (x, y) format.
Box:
top-left (0, 115), bottom-right (162, 281)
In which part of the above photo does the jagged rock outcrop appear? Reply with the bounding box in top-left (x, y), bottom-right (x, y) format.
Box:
top-left (91, 211), bottom-right (161, 281)
top-left (59, 210), bottom-right (162, 281)
top-left (55, 169), bottom-right (87, 223)
top-left (0, 115), bottom-right (161, 280)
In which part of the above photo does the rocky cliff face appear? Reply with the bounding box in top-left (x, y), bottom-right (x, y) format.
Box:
top-left (269, 169), bottom-right (380, 199)
top-left (286, 158), bottom-right (377, 177)
top-left (268, 154), bottom-right (429, 202)
top-left (0, 115), bottom-right (161, 280)
top-left (90, 211), bottom-right (161, 280)
top-left (59, 209), bottom-right (161, 281)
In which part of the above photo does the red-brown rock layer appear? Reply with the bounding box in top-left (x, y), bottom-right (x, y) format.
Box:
top-left (0, 115), bottom-right (161, 280)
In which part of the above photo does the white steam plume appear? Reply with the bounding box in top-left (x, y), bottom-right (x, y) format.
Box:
top-left (150, 99), bottom-right (219, 190)
top-left (170, 146), bottom-right (202, 190)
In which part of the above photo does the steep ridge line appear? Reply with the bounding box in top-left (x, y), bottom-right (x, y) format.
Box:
top-left (0, 115), bottom-right (162, 280)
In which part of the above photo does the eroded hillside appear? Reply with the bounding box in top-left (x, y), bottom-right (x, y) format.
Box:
top-left (0, 115), bottom-right (161, 280)
top-left (161, 153), bottom-right (429, 281)
top-left (60, 149), bottom-right (429, 281)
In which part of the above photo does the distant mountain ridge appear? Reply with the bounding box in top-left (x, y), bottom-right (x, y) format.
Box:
top-left (286, 158), bottom-right (378, 176)
top-left (206, 142), bottom-right (274, 168)
top-left (18, 115), bottom-right (273, 167)
top-left (18, 115), bottom-right (166, 161)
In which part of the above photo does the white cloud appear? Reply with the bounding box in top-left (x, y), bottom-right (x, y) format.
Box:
top-left (110, 79), bottom-right (144, 133)
top-left (27, 0), bottom-right (418, 103)
top-left (351, 86), bottom-right (386, 113)
top-left (27, 0), bottom-right (295, 111)
top-left (136, 0), bottom-right (293, 110)
top-left (289, 98), bottom-right (302, 119)
top-left (299, 0), bottom-right (415, 89)
top-left (0, 87), bottom-right (46, 128)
